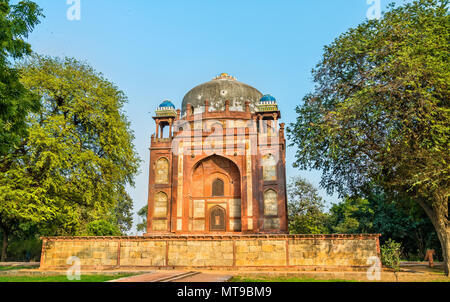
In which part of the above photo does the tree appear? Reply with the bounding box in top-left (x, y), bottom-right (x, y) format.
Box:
top-left (380, 239), bottom-right (402, 281)
top-left (136, 205), bottom-right (148, 234)
top-left (287, 0), bottom-right (449, 275)
top-left (86, 220), bottom-right (121, 237)
top-left (327, 189), bottom-right (441, 260)
top-left (287, 176), bottom-right (329, 234)
top-left (0, 55), bottom-right (140, 260)
top-left (0, 0), bottom-right (43, 156)
top-left (328, 197), bottom-right (374, 234)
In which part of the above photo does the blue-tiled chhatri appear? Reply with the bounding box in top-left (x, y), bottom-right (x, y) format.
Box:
top-left (159, 100), bottom-right (176, 108)
top-left (260, 94), bottom-right (277, 103)
top-left (257, 94), bottom-right (278, 112)
top-left (156, 100), bottom-right (177, 117)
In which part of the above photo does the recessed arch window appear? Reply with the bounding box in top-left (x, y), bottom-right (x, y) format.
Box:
top-left (154, 191), bottom-right (168, 218)
top-left (264, 189), bottom-right (278, 216)
top-left (262, 154), bottom-right (277, 181)
top-left (210, 206), bottom-right (226, 231)
top-left (212, 178), bottom-right (224, 196)
top-left (210, 122), bottom-right (223, 132)
top-left (155, 157), bottom-right (169, 184)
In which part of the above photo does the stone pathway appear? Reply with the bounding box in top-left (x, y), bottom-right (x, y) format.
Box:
top-left (110, 271), bottom-right (232, 282)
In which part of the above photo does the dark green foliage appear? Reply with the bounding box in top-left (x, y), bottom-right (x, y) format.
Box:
top-left (6, 237), bottom-right (41, 262)
top-left (287, 0), bottom-right (449, 275)
top-left (136, 205), bottom-right (148, 233)
top-left (0, 0), bottom-right (43, 156)
top-left (328, 197), bottom-right (374, 234)
top-left (0, 55), bottom-right (141, 260)
top-left (86, 220), bottom-right (121, 237)
top-left (328, 191), bottom-right (441, 260)
top-left (287, 176), bottom-right (329, 234)
top-left (381, 239), bottom-right (402, 272)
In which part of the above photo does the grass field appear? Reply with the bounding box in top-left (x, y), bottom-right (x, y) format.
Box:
top-left (0, 274), bottom-right (135, 282)
top-left (230, 276), bottom-right (356, 282)
top-left (0, 266), bottom-right (31, 271)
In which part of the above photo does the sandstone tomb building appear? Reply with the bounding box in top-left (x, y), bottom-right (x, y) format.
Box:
top-left (146, 73), bottom-right (288, 234)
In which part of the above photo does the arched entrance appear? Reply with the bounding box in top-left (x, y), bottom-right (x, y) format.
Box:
top-left (190, 155), bottom-right (241, 232)
top-left (209, 206), bottom-right (226, 231)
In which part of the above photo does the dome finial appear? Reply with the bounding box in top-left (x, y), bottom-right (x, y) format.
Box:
top-left (213, 73), bottom-right (236, 81)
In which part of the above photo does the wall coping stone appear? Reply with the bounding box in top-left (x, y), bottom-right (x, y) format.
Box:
top-left (41, 234), bottom-right (381, 241)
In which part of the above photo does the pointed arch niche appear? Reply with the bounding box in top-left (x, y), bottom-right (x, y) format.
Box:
top-left (190, 155), bottom-right (241, 232)
top-left (152, 191), bottom-right (168, 231)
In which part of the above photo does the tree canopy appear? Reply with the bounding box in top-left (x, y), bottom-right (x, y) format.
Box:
top-left (0, 55), bottom-right (140, 260)
top-left (0, 0), bottom-right (42, 155)
top-left (287, 0), bottom-right (449, 275)
top-left (287, 176), bottom-right (329, 234)
top-left (136, 205), bottom-right (148, 234)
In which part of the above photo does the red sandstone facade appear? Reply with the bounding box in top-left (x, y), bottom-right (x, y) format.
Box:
top-left (145, 74), bottom-right (288, 235)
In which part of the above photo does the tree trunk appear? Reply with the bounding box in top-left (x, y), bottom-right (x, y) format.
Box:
top-left (417, 197), bottom-right (449, 277)
top-left (437, 225), bottom-right (450, 276)
top-left (1, 229), bottom-right (8, 262)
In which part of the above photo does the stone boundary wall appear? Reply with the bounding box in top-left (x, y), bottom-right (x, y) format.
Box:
top-left (39, 234), bottom-right (381, 271)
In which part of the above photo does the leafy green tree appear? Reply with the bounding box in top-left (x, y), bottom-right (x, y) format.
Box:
top-left (0, 0), bottom-right (43, 156)
top-left (327, 189), bottom-right (440, 260)
top-left (86, 220), bottom-right (121, 237)
top-left (113, 187), bottom-right (134, 235)
top-left (287, 176), bottom-right (330, 234)
top-left (0, 0), bottom-right (43, 261)
top-left (380, 239), bottom-right (402, 281)
top-left (287, 0), bottom-right (449, 275)
top-left (0, 55), bottom-right (140, 260)
top-left (328, 197), bottom-right (374, 234)
top-left (136, 205), bottom-right (148, 234)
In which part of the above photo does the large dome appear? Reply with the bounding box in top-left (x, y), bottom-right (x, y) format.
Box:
top-left (181, 73), bottom-right (263, 116)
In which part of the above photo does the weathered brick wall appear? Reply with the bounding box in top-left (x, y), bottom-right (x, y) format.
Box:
top-left (40, 234), bottom-right (380, 270)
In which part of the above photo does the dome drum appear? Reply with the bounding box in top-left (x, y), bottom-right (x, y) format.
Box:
top-left (181, 73), bottom-right (263, 116)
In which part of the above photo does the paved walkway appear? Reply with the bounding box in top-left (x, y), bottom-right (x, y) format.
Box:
top-left (110, 270), bottom-right (232, 282)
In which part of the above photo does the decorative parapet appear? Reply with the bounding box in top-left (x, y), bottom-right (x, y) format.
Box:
top-left (256, 101), bottom-right (278, 112)
top-left (155, 108), bottom-right (177, 117)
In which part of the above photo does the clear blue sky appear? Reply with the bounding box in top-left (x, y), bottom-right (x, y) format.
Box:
top-left (25, 0), bottom-right (406, 234)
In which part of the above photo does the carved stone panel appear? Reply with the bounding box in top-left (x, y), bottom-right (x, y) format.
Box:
top-left (155, 157), bottom-right (169, 184)
top-left (262, 154), bottom-right (277, 181)
top-left (264, 218), bottom-right (280, 230)
top-left (229, 199), bottom-right (241, 218)
top-left (193, 220), bottom-right (205, 231)
top-left (154, 192), bottom-right (168, 218)
top-left (152, 219), bottom-right (167, 231)
top-left (193, 200), bottom-right (205, 218)
top-left (264, 189), bottom-right (278, 216)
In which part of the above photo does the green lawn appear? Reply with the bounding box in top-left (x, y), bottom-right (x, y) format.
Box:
top-left (0, 274), bottom-right (135, 282)
top-left (231, 276), bottom-right (357, 282)
top-left (0, 266), bottom-right (33, 271)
